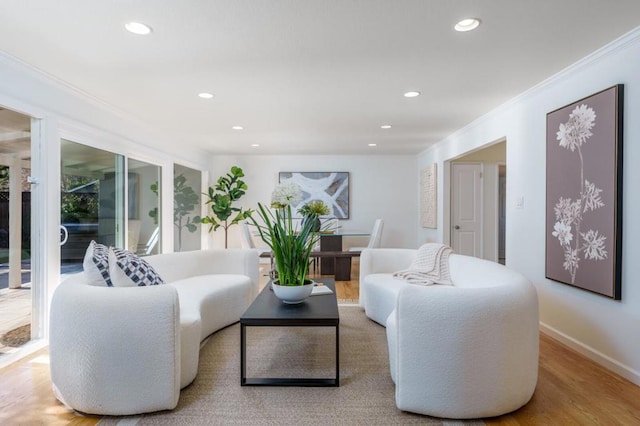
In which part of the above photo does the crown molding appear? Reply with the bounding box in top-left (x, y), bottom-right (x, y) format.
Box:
top-left (421, 25), bottom-right (640, 157)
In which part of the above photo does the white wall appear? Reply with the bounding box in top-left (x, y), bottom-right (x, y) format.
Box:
top-left (417, 28), bottom-right (640, 385)
top-left (208, 155), bottom-right (418, 251)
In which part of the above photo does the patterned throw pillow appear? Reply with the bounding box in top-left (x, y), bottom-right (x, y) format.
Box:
top-left (108, 247), bottom-right (165, 287)
top-left (82, 240), bottom-right (113, 287)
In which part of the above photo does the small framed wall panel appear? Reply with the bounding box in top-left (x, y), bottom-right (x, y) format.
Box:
top-left (420, 163), bottom-right (437, 229)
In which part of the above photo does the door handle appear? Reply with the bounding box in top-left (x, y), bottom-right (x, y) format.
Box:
top-left (454, 225), bottom-right (460, 230)
top-left (60, 225), bottom-right (69, 246)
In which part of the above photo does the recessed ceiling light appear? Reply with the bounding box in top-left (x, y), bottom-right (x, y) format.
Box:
top-left (125, 22), bottom-right (152, 35)
top-left (380, 125), bottom-right (392, 129)
top-left (232, 126), bottom-right (244, 130)
top-left (251, 144), bottom-right (260, 147)
top-left (198, 92), bottom-right (213, 99)
top-left (404, 91), bottom-right (420, 98)
top-left (368, 143), bottom-right (377, 147)
top-left (454, 18), bottom-right (480, 32)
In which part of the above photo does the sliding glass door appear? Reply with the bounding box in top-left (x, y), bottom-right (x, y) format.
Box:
top-left (0, 107), bottom-right (34, 356)
top-left (60, 140), bottom-right (124, 274)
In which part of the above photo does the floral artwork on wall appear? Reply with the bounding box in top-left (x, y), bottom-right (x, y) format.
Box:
top-left (278, 172), bottom-right (349, 218)
top-left (545, 85), bottom-right (623, 299)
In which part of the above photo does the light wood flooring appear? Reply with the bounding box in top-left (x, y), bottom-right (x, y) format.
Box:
top-left (1, 262), bottom-right (639, 425)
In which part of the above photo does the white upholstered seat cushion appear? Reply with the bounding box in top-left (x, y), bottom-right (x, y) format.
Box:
top-left (170, 274), bottom-right (253, 388)
top-left (361, 273), bottom-right (409, 326)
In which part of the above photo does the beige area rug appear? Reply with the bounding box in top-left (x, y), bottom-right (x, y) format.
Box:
top-left (99, 307), bottom-right (484, 426)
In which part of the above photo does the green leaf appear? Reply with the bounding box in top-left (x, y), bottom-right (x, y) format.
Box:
top-left (200, 166), bottom-right (251, 243)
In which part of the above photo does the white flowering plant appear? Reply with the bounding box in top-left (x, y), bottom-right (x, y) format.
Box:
top-left (250, 182), bottom-right (322, 286)
top-left (552, 103), bottom-right (607, 283)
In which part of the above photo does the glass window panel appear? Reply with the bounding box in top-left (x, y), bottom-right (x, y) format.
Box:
top-left (60, 140), bottom-right (124, 274)
top-left (127, 158), bottom-right (161, 256)
top-left (173, 164), bottom-right (201, 252)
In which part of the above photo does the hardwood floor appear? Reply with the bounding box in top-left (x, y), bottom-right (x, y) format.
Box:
top-left (1, 261), bottom-right (639, 425)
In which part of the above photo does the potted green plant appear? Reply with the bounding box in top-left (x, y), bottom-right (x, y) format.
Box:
top-left (200, 166), bottom-right (253, 248)
top-left (251, 182), bottom-right (328, 303)
top-left (298, 200), bottom-right (331, 232)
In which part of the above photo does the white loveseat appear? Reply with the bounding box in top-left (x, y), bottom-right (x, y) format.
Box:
top-left (360, 248), bottom-right (539, 419)
top-left (49, 249), bottom-right (259, 416)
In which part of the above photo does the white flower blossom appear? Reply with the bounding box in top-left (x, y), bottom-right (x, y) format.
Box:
top-left (552, 222), bottom-right (573, 246)
top-left (563, 249), bottom-right (579, 272)
top-left (556, 104), bottom-right (596, 151)
top-left (554, 197), bottom-right (581, 225)
top-left (583, 180), bottom-right (604, 212)
top-left (271, 181), bottom-right (303, 208)
top-left (581, 229), bottom-right (608, 260)
top-left (550, 101), bottom-right (608, 283)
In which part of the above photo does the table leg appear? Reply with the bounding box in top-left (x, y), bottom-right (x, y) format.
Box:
top-left (334, 257), bottom-right (351, 280)
top-left (335, 323), bottom-right (340, 387)
top-left (320, 235), bottom-right (342, 274)
top-left (240, 323), bottom-right (246, 385)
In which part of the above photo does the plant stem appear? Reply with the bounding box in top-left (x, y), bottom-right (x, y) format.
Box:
top-left (570, 145), bottom-right (586, 284)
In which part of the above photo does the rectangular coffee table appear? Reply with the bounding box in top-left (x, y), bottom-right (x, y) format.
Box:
top-left (240, 278), bottom-right (340, 387)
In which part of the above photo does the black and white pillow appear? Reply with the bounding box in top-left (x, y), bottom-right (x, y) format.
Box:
top-left (108, 247), bottom-right (165, 287)
top-left (82, 240), bottom-right (113, 287)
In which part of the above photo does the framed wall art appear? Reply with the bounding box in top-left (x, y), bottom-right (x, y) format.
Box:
top-left (420, 163), bottom-right (437, 228)
top-left (278, 172), bottom-right (349, 218)
top-left (545, 84), bottom-right (623, 299)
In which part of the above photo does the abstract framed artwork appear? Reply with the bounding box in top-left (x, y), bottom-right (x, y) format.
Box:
top-left (420, 163), bottom-right (437, 228)
top-left (545, 84), bottom-right (623, 299)
top-left (278, 172), bottom-right (349, 218)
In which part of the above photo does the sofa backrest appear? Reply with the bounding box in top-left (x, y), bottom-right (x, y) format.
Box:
top-left (449, 254), bottom-right (530, 289)
top-left (145, 249), bottom-right (260, 294)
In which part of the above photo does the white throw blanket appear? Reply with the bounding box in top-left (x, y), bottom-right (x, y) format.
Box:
top-left (393, 243), bottom-right (453, 286)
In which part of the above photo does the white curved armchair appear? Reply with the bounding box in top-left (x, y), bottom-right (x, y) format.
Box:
top-left (361, 249), bottom-right (539, 419)
top-left (387, 279), bottom-right (538, 418)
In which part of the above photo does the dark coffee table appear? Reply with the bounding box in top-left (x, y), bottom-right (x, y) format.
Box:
top-left (240, 278), bottom-right (340, 387)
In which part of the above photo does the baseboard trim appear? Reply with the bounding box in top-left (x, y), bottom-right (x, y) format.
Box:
top-left (540, 322), bottom-right (640, 387)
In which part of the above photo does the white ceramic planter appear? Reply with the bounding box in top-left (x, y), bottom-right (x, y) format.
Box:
top-left (272, 280), bottom-right (315, 304)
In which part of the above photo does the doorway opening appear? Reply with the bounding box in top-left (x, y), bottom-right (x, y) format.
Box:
top-left (0, 107), bottom-right (33, 357)
top-left (447, 140), bottom-right (506, 263)
top-left (498, 164), bottom-right (506, 264)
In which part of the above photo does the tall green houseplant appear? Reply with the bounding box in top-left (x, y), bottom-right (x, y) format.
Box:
top-left (201, 166), bottom-right (253, 248)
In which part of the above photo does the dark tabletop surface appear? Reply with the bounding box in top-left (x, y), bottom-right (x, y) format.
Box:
top-left (241, 277), bottom-right (339, 321)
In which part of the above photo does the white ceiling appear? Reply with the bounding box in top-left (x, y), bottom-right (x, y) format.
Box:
top-left (0, 1), bottom-right (639, 156)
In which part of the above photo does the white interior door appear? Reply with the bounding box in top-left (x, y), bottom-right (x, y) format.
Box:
top-left (451, 163), bottom-right (482, 257)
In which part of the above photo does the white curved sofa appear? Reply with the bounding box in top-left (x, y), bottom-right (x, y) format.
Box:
top-left (49, 249), bottom-right (259, 416)
top-left (360, 248), bottom-right (539, 419)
